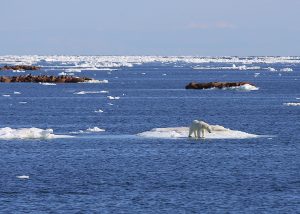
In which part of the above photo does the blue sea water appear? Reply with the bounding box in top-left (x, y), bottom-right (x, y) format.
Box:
top-left (0, 58), bottom-right (299, 213)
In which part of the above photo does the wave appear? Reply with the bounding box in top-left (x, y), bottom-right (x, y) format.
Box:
top-left (137, 124), bottom-right (261, 139)
top-left (0, 127), bottom-right (73, 140)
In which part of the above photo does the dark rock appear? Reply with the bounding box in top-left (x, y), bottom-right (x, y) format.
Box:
top-left (185, 82), bottom-right (255, 89)
top-left (0, 65), bottom-right (40, 71)
top-left (0, 75), bottom-right (96, 83)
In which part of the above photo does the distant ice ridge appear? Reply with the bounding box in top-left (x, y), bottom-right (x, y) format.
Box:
top-left (1, 56), bottom-right (300, 69)
top-left (0, 127), bottom-right (73, 140)
top-left (137, 125), bottom-right (260, 139)
top-left (284, 102), bottom-right (300, 106)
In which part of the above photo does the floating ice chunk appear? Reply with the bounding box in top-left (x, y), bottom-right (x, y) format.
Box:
top-left (107, 103), bottom-right (114, 105)
top-left (280, 68), bottom-right (293, 72)
top-left (74, 91), bottom-right (103, 95)
top-left (162, 73), bottom-right (167, 76)
top-left (0, 127), bottom-right (73, 140)
top-left (65, 68), bottom-right (82, 73)
top-left (86, 127), bottom-right (105, 132)
top-left (283, 102), bottom-right (300, 106)
top-left (19, 102), bottom-right (27, 104)
top-left (254, 73), bottom-right (260, 77)
top-left (17, 175), bottom-right (29, 179)
top-left (107, 96), bottom-right (120, 100)
top-left (137, 125), bottom-right (260, 139)
top-left (12, 70), bottom-right (25, 73)
top-left (14, 91), bottom-right (21, 94)
top-left (94, 109), bottom-right (104, 113)
top-left (225, 84), bottom-right (259, 91)
top-left (100, 90), bottom-right (109, 93)
top-left (2, 94), bottom-right (10, 97)
top-left (83, 79), bottom-right (108, 83)
top-left (39, 82), bottom-right (56, 86)
top-left (267, 67), bottom-right (277, 71)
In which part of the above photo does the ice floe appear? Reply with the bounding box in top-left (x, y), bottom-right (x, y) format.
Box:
top-left (74, 91), bottom-right (103, 95)
top-left (283, 102), bottom-right (300, 106)
top-left (94, 109), bottom-right (104, 113)
top-left (2, 94), bottom-right (10, 97)
top-left (16, 175), bottom-right (30, 179)
top-left (0, 127), bottom-right (73, 140)
top-left (39, 82), bottom-right (56, 86)
top-left (14, 91), bottom-right (21, 94)
top-left (86, 127), bottom-right (105, 132)
top-left (137, 125), bottom-right (261, 139)
top-left (280, 68), bottom-right (293, 72)
top-left (82, 79), bottom-right (109, 83)
top-left (107, 96), bottom-right (120, 100)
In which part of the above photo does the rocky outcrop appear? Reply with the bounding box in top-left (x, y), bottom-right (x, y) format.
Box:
top-left (185, 82), bottom-right (255, 89)
top-left (0, 65), bottom-right (40, 71)
top-left (0, 75), bottom-right (93, 83)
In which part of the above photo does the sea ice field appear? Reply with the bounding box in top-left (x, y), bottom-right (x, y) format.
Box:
top-left (0, 56), bottom-right (299, 213)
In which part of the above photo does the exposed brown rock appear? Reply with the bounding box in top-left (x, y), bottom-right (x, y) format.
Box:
top-left (0, 65), bottom-right (40, 71)
top-left (185, 82), bottom-right (255, 89)
top-left (0, 75), bottom-right (93, 83)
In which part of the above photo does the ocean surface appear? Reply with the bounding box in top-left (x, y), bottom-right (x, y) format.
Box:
top-left (0, 56), bottom-right (299, 213)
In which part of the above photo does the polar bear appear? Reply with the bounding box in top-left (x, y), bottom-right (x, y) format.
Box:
top-left (188, 120), bottom-right (212, 139)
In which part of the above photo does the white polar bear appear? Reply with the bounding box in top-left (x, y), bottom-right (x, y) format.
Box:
top-left (188, 120), bottom-right (212, 139)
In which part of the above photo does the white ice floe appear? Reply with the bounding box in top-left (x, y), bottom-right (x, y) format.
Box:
top-left (206, 84), bottom-right (259, 91)
top-left (107, 96), bottom-right (120, 100)
top-left (0, 127), bottom-right (73, 140)
top-left (280, 68), bottom-right (293, 72)
top-left (2, 94), bottom-right (10, 97)
top-left (86, 127), bottom-right (105, 132)
top-left (137, 125), bottom-right (260, 139)
top-left (39, 82), bottom-right (56, 86)
top-left (224, 84), bottom-right (259, 91)
top-left (74, 91), bottom-right (103, 95)
top-left (83, 79), bottom-right (109, 83)
top-left (254, 73), bottom-right (260, 77)
top-left (19, 102), bottom-right (27, 104)
top-left (14, 91), bottom-right (21, 94)
top-left (267, 67), bottom-right (277, 71)
top-left (94, 109), bottom-right (104, 113)
top-left (65, 68), bottom-right (82, 73)
top-left (16, 175), bottom-right (29, 179)
top-left (193, 65), bottom-right (261, 71)
top-left (283, 102), bottom-right (300, 106)
top-left (12, 70), bottom-right (25, 73)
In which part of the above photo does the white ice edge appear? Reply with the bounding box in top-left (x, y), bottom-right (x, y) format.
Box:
top-left (1, 56), bottom-right (300, 70)
top-left (137, 125), bottom-right (269, 139)
top-left (0, 127), bottom-right (73, 140)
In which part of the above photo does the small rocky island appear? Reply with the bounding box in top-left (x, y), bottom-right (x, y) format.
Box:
top-left (0, 74), bottom-right (94, 83)
top-left (0, 65), bottom-right (40, 71)
top-left (185, 82), bottom-right (255, 89)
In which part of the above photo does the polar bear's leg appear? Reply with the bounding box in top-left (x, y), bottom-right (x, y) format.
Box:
top-left (188, 127), bottom-right (193, 138)
top-left (202, 128), bottom-right (205, 139)
top-left (196, 128), bottom-right (200, 139)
